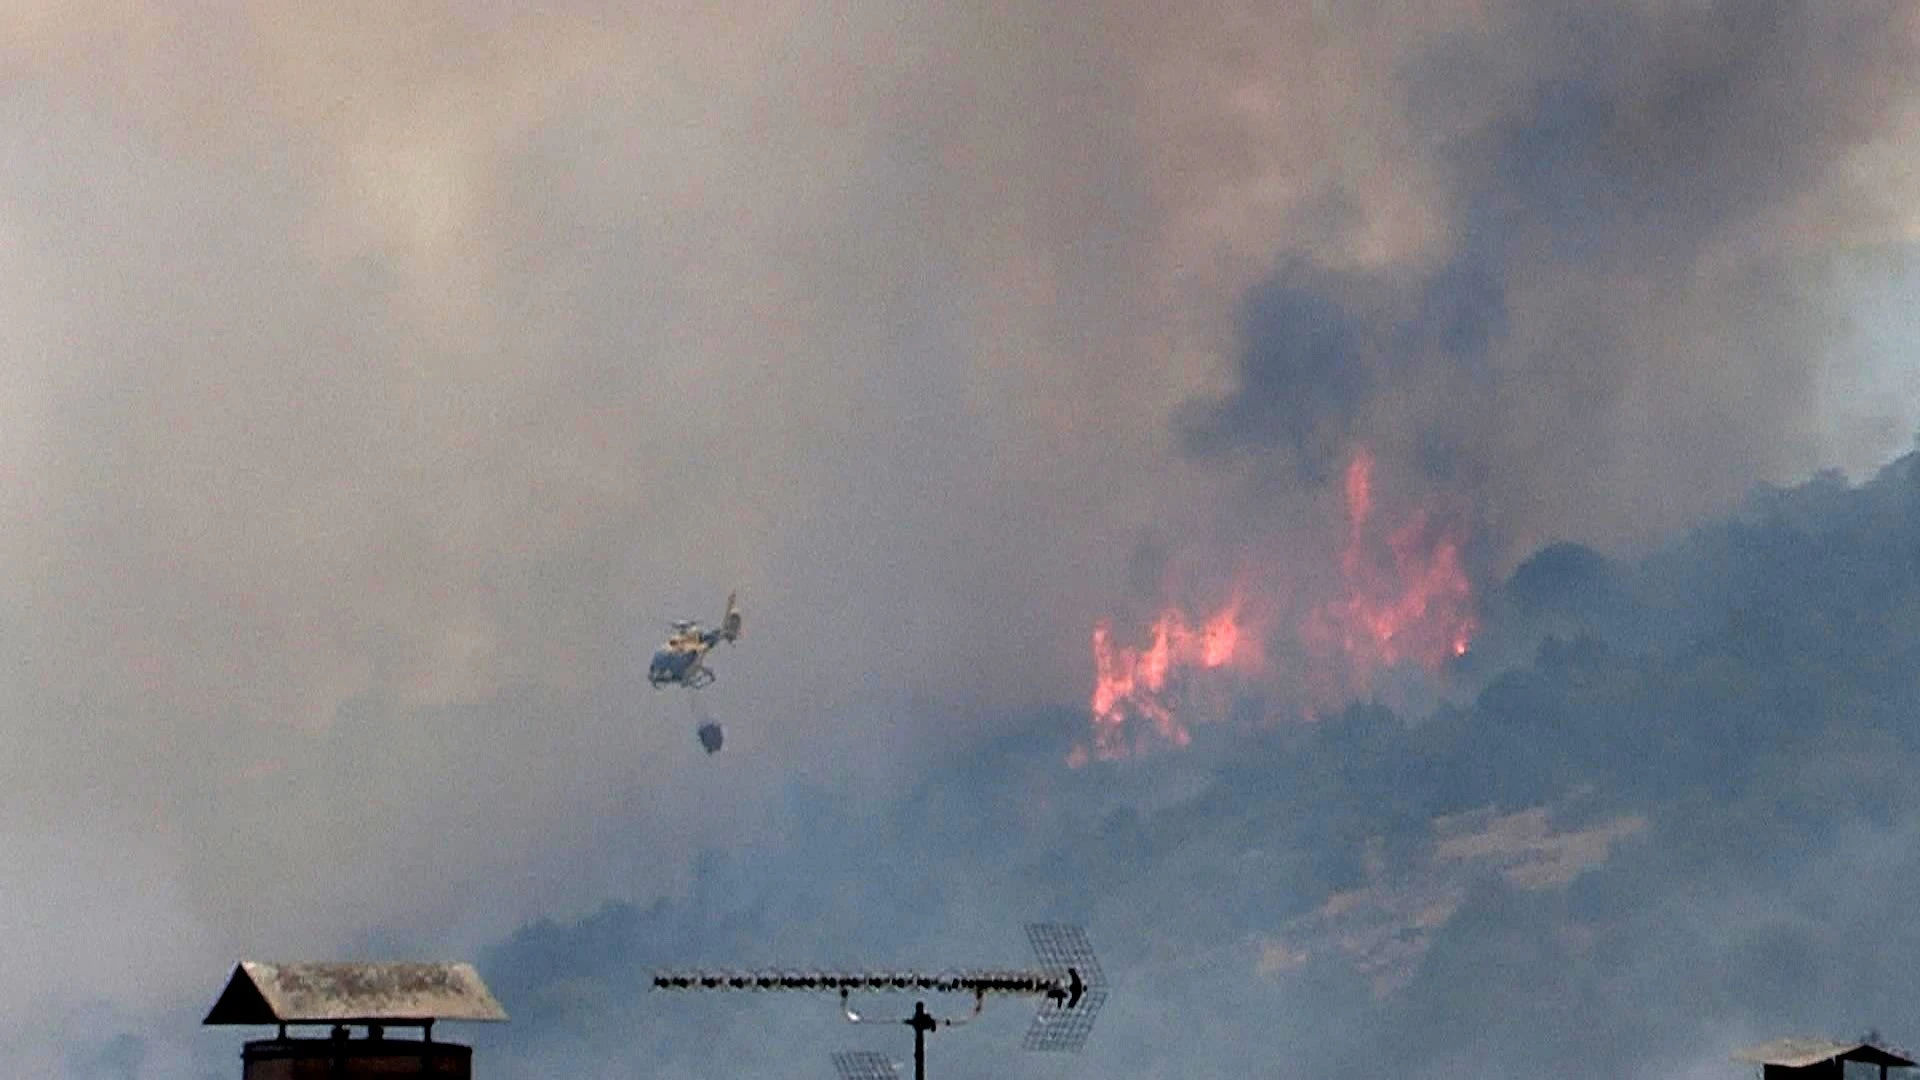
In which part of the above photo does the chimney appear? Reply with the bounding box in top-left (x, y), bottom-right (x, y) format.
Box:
top-left (203, 961), bottom-right (508, 1079)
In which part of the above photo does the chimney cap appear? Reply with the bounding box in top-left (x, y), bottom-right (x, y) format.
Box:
top-left (1733, 1038), bottom-right (1915, 1068)
top-left (203, 962), bottom-right (508, 1027)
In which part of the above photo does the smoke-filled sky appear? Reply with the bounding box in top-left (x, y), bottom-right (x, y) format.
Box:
top-left (7, 2), bottom-right (1920, 1077)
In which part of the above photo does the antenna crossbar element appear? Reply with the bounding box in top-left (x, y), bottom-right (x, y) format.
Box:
top-left (832, 1050), bottom-right (900, 1080)
top-left (651, 969), bottom-right (1065, 998)
top-left (652, 924), bottom-right (1107, 1075)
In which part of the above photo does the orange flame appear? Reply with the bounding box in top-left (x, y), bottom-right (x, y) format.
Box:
top-left (1077, 446), bottom-right (1478, 763)
top-left (1074, 593), bottom-right (1256, 765)
top-left (1306, 449), bottom-right (1477, 685)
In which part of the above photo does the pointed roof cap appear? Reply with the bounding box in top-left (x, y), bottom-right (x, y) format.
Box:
top-left (1734, 1038), bottom-right (1915, 1068)
top-left (203, 962), bottom-right (508, 1026)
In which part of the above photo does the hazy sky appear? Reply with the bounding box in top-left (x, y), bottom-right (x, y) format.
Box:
top-left (5, 3), bottom-right (1920, 1075)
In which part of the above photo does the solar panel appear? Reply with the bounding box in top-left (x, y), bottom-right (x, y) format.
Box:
top-left (831, 1050), bottom-right (899, 1080)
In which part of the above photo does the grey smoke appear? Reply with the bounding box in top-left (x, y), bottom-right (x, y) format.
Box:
top-left (448, 450), bottom-right (1920, 1078)
top-left (4, 2), bottom-right (1920, 1076)
top-left (1183, 1), bottom-right (1920, 560)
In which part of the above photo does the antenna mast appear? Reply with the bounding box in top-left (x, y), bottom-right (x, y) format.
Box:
top-left (653, 923), bottom-right (1107, 1078)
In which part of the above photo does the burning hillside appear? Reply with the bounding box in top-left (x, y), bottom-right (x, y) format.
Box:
top-left (1077, 447), bottom-right (1478, 763)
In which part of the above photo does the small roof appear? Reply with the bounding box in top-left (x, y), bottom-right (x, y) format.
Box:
top-left (204, 962), bottom-right (508, 1026)
top-left (1734, 1038), bottom-right (1915, 1068)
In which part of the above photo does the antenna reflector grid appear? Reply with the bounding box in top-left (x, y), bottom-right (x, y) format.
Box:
top-left (832, 1049), bottom-right (900, 1080)
top-left (1023, 987), bottom-right (1107, 1053)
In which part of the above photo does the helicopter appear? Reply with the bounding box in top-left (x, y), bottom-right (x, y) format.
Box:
top-left (648, 592), bottom-right (742, 690)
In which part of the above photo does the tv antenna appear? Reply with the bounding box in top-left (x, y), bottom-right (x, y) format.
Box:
top-left (653, 923), bottom-right (1108, 1079)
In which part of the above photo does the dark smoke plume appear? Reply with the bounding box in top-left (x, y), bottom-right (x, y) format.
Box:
top-left (1185, 1), bottom-right (1920, 558)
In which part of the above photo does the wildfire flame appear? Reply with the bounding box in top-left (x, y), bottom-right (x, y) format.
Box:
top-left (1075, 447), bottom-right (1477, 764)
top-left (1306, 448), bottom-right (1477, 686)
top-left (1075, 593), bottom-right (1256, 765)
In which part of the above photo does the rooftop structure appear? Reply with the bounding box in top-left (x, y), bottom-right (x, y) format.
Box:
top-left (1735, 1037), bottom-right (1916, 1078)
top-left (205, 962), bottom-right (507, 1080)
top-left (205, 962), bottom-right (507, 1030)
